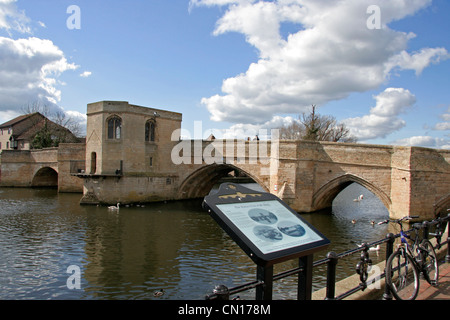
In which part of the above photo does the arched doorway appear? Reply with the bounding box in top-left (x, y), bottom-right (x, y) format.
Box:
top-left (31, 167), bottom-right (58, 188)
top-left (90, 152), bottom-right (97, 174)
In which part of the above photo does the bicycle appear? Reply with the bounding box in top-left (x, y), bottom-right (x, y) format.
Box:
top-left (378, 216), bottom-right (439, 300)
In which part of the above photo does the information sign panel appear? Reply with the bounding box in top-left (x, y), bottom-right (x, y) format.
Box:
top-left (203, 183), bottom-right (330, 266)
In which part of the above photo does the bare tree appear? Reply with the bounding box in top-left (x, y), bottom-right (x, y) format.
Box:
top-left (53, 110), bottom-right (82, 139)
top-left (21, 101), bottom-right (50, 118)
top-left (279, 105), bottom-right (357, 143)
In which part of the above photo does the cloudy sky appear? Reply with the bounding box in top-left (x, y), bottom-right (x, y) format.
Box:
top-left (0, 0), bottom-right (449, 148)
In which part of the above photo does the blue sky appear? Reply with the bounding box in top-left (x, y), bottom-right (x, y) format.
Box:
top-left (0, 0), bottom-right (449, 148)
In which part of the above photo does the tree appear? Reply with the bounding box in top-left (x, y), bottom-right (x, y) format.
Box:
top-left (21, 102), bottom-right (81, 149)
top-left (31, 120), bottom-right (53, 149)
top-left (279, 105), bottom-right (357, 143)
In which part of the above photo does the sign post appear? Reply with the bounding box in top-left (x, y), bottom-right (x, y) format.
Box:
top-left (203, 183), bottom-right (330, 300)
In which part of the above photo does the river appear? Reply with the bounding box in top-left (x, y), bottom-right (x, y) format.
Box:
top-left (0, 183), bottom-right (390, 300)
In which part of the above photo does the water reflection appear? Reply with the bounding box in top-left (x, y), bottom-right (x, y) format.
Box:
top-left (0, 183), bottom-right (389, 300)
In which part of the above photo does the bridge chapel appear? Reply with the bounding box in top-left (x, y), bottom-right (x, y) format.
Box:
top-left (80, 101), bottom-right (183, 205)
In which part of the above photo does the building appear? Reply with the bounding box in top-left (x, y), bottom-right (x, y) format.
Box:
top-left (0, 112), bottom-right (79, 153)
top-left (79, 101), bottom-right (183, 204)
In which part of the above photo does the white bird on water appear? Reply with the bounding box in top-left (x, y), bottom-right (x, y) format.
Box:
top-left (357, 244), bottom-right (380, 251)
top-left (108, 203), bottom-right (120, 211)
top-left (353, 194), bottom-right (364, 202)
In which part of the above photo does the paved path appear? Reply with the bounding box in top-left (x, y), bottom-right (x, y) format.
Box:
top-left (416, 261), bottom-right (450, 300)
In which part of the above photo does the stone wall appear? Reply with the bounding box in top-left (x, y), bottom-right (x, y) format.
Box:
top-left (0, 144), bottom-right (85, 193)
top-left (0, 150), bottom-right (36, 187)
top-left (57, 143), bottom-right (85, 193)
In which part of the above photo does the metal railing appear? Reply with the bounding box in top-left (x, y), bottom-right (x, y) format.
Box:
top-left (206, 213), bottom-right (450, 300)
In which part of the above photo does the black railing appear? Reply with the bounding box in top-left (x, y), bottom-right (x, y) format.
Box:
top-left (206, 213), bottom-right (450, 300)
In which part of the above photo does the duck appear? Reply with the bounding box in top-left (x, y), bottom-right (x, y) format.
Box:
top-left (370, 220), bottom-right (376, 226)
top-left (153, 289), bottom-right (165, 297)
top-left (353, 194), bottom-right (364, 202)
top-left (108, 203), bottom-right (120, 211)
top-left (351, 219), bottom-right (357, 224)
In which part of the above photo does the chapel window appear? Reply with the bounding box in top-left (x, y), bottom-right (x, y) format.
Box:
top-left (107, 116), bottom-right (122, 140)
top-left (145, 120), bottom-right (156, 142)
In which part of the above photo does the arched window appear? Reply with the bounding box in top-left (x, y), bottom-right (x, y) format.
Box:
top-left (145, 120), bottom-right (156, 142)
top-left (107, 116), bottom-right (122, 140)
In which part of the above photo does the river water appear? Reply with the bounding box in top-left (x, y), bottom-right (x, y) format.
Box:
top-left (0, 183), bottom-right (390, 300)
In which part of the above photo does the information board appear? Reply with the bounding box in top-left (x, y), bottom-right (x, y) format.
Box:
top-left (203, 183), bottom-right (330, 266)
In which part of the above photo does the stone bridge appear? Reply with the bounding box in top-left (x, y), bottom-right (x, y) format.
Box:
top-left (173, 140), bottom-right (450, 220)
top-left (79, 137), bottom-right (449, 221)
top-left (2, 100), bottom-right (449, 221)
top-left (0, 143), bottom-right (85, 193)
top-left (73, 101), bottom-right (450, 221)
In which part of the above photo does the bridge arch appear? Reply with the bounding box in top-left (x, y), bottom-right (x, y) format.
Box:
top-left (312, 174), bottom-right (391, 213)
top-left (31, 167), bottom-right (58, 188)
top-left (178, 164), bottom-right (268, 199)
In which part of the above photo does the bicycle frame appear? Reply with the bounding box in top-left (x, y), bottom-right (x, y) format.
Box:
top-left (394, 219), bottom-right (436, 282)
top-left (398, 230), bottom-right (421, 270)
top-left (399, 229), bottom-right (418, 256)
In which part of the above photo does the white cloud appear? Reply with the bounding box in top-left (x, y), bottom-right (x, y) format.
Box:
top-left (0, 109), bottom-right (20, 124)
top-left (392, 135), bottom-right (450, 150)
top-left (223, 115), bottom-right (295, 139)
top-left (343, 88), bottom-right (416, 140)
top-left (80, 71), bottom-right (92, 78)
top-left (440, 107), bottom-right (450, 121)
top-left (433, 106), bottom-right (450, 131)
top-left (0, 0), bottom-right (31, 34)
top-left (191, 0), bottom-right (449, 125)
top-left (0, 37), bottom-right (79, 112)
top-left (0, 0), bottom-right (81, 120)
top-left (434, 122), bottom-right (450, 131)
top-left (387, 47), bottom-right (449, 76)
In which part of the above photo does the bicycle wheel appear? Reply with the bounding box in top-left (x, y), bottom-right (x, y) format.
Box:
top-left (419, 239), bottom-right (439, 286)
top-left (386, 248), bottom-right (420, 300)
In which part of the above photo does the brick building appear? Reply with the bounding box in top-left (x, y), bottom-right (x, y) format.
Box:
top-left (0, 112), bottom-right (79, 153)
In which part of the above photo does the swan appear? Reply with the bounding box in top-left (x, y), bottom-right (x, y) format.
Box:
top-left (353, 195), bottom-right (364, 202)
top-left (108, 203), bottom-right (120, 211)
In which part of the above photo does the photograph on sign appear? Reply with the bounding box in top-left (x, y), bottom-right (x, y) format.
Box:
top-left (216, 200), bottom-right (324, 255)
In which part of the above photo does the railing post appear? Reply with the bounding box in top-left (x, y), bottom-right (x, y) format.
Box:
top-left (212, 284), bottom-right (230, 300)
top-left (382, 233), bottom-right (395, 300)
top-left (325, 251), bottom-right (338, 300)
top-left (256, 264), bottom-right (273, 300)
top-left (422, 221), bottom-right (430, 240)
top-left (298, 254), bottom-right (314, 300)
